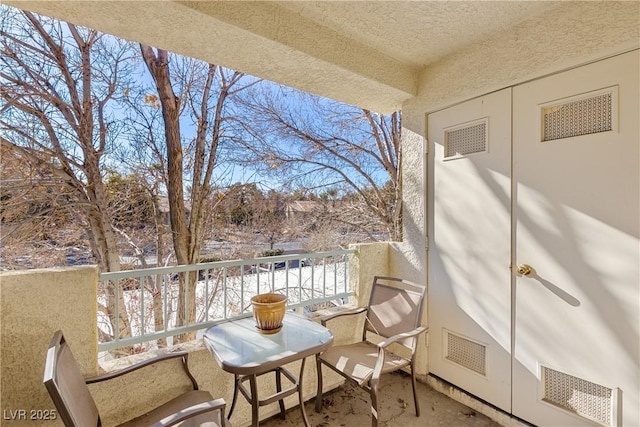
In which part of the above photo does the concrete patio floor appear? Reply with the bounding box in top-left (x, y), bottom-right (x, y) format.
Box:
top-left (262, 371), bottom-right (503, 427)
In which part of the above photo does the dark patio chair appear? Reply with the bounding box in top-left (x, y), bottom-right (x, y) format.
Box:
top-left (44, 330), bottom-right (230, 427)
top-left (315, 276), bottom-right (427, 427)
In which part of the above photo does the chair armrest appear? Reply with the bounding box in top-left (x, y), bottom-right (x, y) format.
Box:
top-left (370, 326), bottom-right (429, 383)
top-left (86, 351), bottom-right (198, 390)
top-left (318, 307), bottom-right (368, 326)
top-left (377, 326), bottom-right (428, 349)
top-left (150, 398), bottom-right (228, 427)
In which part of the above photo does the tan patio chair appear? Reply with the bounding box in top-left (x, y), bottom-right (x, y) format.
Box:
top-left (44, 330), bottom-right (230, 427)
top-left (315, 276), bottom-right (427, 427)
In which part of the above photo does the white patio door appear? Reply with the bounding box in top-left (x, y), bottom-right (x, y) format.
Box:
top-left (427, 88), bottom-right (513, 412)
top-left (512, 50), bottom-right (639, 427)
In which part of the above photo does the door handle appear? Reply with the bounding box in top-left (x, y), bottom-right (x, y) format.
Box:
top-left (516, 264), bottom-right (534, 276)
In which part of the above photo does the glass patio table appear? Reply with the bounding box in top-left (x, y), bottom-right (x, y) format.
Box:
top-left (203, 313), bottom-right (333, 427)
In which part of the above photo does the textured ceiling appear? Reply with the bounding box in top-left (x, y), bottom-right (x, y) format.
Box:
top-left (277, 1), bottom-right (559, 68)
top-left (3, 1), bottom-right (567, 112)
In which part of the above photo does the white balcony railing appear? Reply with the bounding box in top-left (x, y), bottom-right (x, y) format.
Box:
top-left (97, 249), bottom-right (355, 354)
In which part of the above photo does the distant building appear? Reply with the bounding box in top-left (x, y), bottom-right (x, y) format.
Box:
top-left (156, 196), bottom-right (191, 226)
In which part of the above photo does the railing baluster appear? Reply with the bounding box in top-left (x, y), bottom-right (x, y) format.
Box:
top-left (205, 269), bottom-right (209, 322)
top-left (285, 260), bottom-right (289, 300)
top-left (140, 276), bottom-right (145, 337)
top-left (256, 263), bottom-right (260, 295)
top-left (163, 274), bottom-right (168, 331)
top-left (311, 260), bottom-right (315, 301)
top-left (271, 260), bottom-right (275, 292)
top-left (298, 259), bottom-right (302, 306)
top-left (114, 279), bottom-right (120, 345)
top-left (333, 258), bottom-right (339, 295)
top-left (223, 267), bottom-right (228, 319)
top-left (344, 254), bottom-right (349, 295)
top-left (188, 272), bottom-right (191, 327)
top-left (240, 265), bottom-right (245, 314)
top-left (322, 256), bottom-right (327, 299)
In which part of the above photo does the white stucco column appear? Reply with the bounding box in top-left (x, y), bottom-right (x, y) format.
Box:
top-left (389, 127), bottom-right (427, 287)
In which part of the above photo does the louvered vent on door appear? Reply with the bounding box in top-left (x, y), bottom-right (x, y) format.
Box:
top-left (541, 365), bottom-right (618, 426)
top-left (541, 87), bottom-right (617, 142)
top-left (444, 118), bottom-right (488, 159)
top-left (444, 330), bottom-right (487, 376)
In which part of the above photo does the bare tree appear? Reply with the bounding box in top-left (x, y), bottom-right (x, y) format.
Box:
top-left (234, 86), bottom-right (402, 240)
top-left (0, 8), bottom-right (133, 341)
top-left (111, 88), bottom-right (176, 347)
top-left (139, 45), bottom-right (257, 341)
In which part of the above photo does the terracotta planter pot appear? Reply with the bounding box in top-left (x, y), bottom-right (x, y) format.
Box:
top-left (250, 293), bottom-right (287, 334)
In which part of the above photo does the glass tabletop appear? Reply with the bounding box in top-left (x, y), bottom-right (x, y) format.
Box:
top-left (203, 313), bottom-right (333, 375)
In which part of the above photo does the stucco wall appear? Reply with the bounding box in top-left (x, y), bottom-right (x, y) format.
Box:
top-left (392, 127), bottom-right (426, 286)
top-left (348, 242), bottom-right (389, 307)
top-left (0, 266), bottom-right (98, 425)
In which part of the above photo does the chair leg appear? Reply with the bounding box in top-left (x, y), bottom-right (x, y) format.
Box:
top-left (315, 355), bottom-right (324, 413)
top-left (370, 382), bottom-right (379, 427)
top-left (411, 362), bottom-right (420, 417)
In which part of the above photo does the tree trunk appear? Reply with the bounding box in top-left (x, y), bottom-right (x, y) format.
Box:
top-left (140, 45), bottom-right (195, 342)
top-left (152, 194), bottom-right (168, 347)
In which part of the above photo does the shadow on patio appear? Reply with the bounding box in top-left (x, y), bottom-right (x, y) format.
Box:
top-left (262, 372), bottom-right (501, 427)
